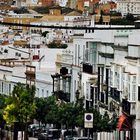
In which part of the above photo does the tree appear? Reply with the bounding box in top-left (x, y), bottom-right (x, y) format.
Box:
top-left (32, 6), bottom-right (49, 14)
top-left (99, 10), bottom-right (103, 24)
top-left (86, 107), bottom-right (102, 132)
top-left (44, 96), bottom-right (60, 127)
top-left (42, 31), bottom-right (49, 37)
top-left (59, 102), bottom-right (76, 128)
top-left (3, 83), bottom-right (36, 140)
top-left (14, 7), bottom-right (29, 14)
top-left (47, 41), bottom-right (68, 49)
top-left (0, 95), bottom-right (6, 131)
top-left (34, 97), bottom-right (48, 125)
top-left (100, 111), bottom-right (110, 131)
top-left (126, 13), bottom-right (135, 21)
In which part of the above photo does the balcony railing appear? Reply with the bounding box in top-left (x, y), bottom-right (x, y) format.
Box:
top-left (82, 63), bottom-right (93, 74)
top-left (110, 87), bottom-right (120, 102)
top-left (122, 98), bottom-right (136, 116)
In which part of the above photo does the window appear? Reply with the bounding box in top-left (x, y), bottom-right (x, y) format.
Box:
top-left (128, 75), bottom-right (131, 100)
top-left (36, 88), bottom-right (39, 97)
top-left (132, 85), bottom-right (136, 101)
top-left (75, 44), bottom-right (77, 65)
top-left (110, 71), bottom-right (113, 86)
top-left (46, 90), bottom-right (49, 97)
top-left (132, 76), bottom-right (136, 101)
top-left (2, 82), bottom-right (3, 93)
top-left (42, 89), bottom-right (44, 97)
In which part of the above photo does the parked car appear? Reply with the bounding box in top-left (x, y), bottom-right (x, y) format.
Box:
top-left (38, 132), bottom-right (48, 140)
top-left (28, 124), bottom-right (45, 137)
top-left (38, 128), bottom-right (61, 140)
top-left (47, 129), bottom-right (61, 140)
top-left (28, 124), bottom-right (39, 137)
top-left (61, 129), bottom-right (78, 140)
top-left (64, 135), bottom-right (74, 140)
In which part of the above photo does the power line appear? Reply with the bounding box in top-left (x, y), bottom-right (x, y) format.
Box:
top-left (0, 21), bottom-right (139, 30)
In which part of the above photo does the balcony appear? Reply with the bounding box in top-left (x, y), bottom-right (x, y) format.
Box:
top-left (122, 98), bottom-right (136, 116)
top-left (110, 87), bottom-right (120, 102)
top-left (98, 52), bottom-right (114, 59)
top-left (82, 63), bottom-right (93, 74)
top-left (25, 65), bottom-right (35, 81)
top-left (54, 90), bottom-right (70, 102)
top-left (112, 45), bottom-right (128, 51)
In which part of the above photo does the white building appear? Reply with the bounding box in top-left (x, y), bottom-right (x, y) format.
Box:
top-left (117, 0), bottom-right (140, 16)
top-left (57, 22), bottom-right (139, 139)
top-left (56, 0), bottom-right (68, 7)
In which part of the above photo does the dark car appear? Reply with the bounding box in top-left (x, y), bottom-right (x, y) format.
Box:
top-left (38, 132), bottom-right (48, 140)
top-left (61, 129), bottom-right (78, 140)
top-left (38, 128), bottom-right (61, 140)
top-left (47, 129), bottom-right (61, 140)
top-left (28, 124), bottom-right (39, 137)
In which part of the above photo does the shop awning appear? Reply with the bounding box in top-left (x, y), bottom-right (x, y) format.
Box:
top-left (117, 114), bottom-right (131, 131)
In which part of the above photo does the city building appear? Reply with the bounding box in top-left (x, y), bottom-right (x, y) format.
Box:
top-left (1, 8), bottom-right (140, 139)
top-left (117, 0), bottom-right (140, 16)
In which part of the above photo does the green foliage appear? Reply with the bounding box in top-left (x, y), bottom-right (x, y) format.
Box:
top-left (44, 96), bottom-right (59, 124)
top-left (99, 10), bottom-right (103, 24)
top-left (110, 11), bottom-right (122, 16)
top-left (13, 7), bottom-right (29, 14)
top-left (3, 83), bottom-right (36, 126)
top-left (47, 41), bottom-right (68, 49)
top-left (54, 90), bottom-right (70, 102)
top-left (86, 108), bottom-right (102, 132)
top-left (42, 31), bottom-right (49, 37)
top-left (34, 96), bottom-right (85, 129)
top-left (34, 96), bottom-right (117, 132)
top-left (110, 13), bottom-right (136, 25)
top-left (108, 113), bottom-right (118, 131)
top-left (86, 108), bottom-right (117, 132)
top-left (59, 102), bottom-right (82, 128)
top-left (0, 94), bottom-right (6, 109)
top-left (34, 96), bottom-right (60, 126)
top-left (32, 6), bottom-right (49, 14)
top-left (34, 97), bottom-right (48, 124)
top-left (100, 111), bottom-right (110, 131)
top-left (126, 13), bottom-right (135, 21)
top-left (0, 94), bottom-right (6, 127)
top-left (61, 44), bottom-right (68, 49)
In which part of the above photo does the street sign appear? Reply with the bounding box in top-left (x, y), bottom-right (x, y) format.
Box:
top-left (84, 113), bottom-right (93, 128)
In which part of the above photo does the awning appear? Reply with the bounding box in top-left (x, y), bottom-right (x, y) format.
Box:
top-left (117, 114), bottom-right (131, 131)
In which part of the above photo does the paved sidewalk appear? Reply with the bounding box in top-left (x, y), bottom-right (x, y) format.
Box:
top-left (29, 137), bottom-right (38, 140)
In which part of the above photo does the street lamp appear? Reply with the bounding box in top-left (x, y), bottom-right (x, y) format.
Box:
top-left (75, 89), bottom-right (80, 101)
top-left (102, 83), bottom-right (108, 105)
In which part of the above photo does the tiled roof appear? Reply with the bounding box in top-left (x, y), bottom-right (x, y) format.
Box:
top-left (64, 11), bottom-right (82, 16)
top-left (39, 15), bottom-right (64, 22)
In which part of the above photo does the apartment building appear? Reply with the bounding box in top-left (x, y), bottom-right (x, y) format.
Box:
top-left (55, 20), bottom-right (140, 139)
top-left (117, 0), bottom-right (140, 16)
top-left (81, 26), bottom-right (140, 140)
top-left (0, 25), bottom-right (65, 98)
top-left (1, 11), bottom-right (140, 139)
